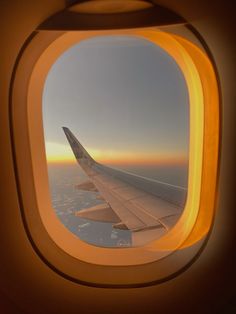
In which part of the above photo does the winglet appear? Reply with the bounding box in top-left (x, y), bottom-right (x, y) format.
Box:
top-left (62, 127), bottom-right (96, 168)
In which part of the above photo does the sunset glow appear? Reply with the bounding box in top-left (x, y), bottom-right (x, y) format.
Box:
top-left (45, 141), bottom-right (188, 165)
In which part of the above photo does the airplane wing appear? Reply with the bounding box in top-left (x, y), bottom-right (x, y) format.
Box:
top-left (63, 127), bottom-right (187, 246)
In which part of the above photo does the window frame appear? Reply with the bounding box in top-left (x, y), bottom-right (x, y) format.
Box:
top-left (11, 27), bottom-right (219, 286)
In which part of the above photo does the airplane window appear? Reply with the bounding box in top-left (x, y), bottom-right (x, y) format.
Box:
top-left (43, 35), bottom-right (189, 248)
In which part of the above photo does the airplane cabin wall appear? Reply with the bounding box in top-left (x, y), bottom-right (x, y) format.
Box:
top-left (0, 1), bottom-right (235, 313)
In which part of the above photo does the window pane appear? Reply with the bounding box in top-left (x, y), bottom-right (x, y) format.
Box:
top-left (43, 35), bottom-right (189, 248)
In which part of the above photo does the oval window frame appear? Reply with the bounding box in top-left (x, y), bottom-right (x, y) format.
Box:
top-left (11, 27), bottom-right (219, 286)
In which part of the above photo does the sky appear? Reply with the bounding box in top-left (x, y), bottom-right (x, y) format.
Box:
top-left (43, 35), bottom-right (189, 165)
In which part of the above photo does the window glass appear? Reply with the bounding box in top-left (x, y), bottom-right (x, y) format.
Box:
top-left (43, 35), bottom-right (189, 248)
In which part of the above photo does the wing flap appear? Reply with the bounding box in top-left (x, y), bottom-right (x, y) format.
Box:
top-left (75, 203), bottom-right (121, 223)
top-left (92, 177), bottom-right (146, 230)
top-left (76, 180), bottom-right (98, 192)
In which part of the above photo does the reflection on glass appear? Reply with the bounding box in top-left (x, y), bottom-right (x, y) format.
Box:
top-left (43, 35), bottom-right (189, 248)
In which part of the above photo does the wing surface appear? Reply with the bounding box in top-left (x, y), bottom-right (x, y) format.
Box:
top-left (63, 127), bottom-right (187, 246)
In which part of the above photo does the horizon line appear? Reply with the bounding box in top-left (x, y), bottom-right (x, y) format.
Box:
top-left (46, 157), bottom-right (189, 166)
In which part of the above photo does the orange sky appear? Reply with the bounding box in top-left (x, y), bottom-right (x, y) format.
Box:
top-left (45, 142), bottom-right (188, 166)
